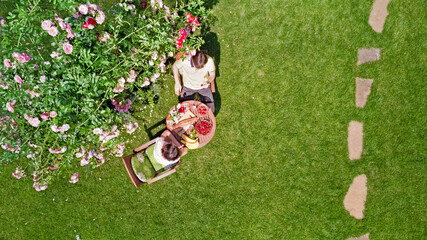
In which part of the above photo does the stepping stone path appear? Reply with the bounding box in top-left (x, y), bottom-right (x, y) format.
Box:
top-left (347, 233), bottom-right (370, 240)
top-left (344, 174), bottom-right (367, 220)
top-left (357, 48), bottom-right (381, 65)
top-left (345, 1), bottom-right (392, 237)
top-left (348, 121), bottom-right (363, 160)
top-left (369, 0), bottom-right (391, 33)
top-left (356, 78), bottom-right (374, 108)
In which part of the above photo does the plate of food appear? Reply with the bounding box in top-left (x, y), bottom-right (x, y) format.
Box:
top-left (166, 103), bottom-right (195, 128)
top-left (195, 119), bottom-right (212, 136)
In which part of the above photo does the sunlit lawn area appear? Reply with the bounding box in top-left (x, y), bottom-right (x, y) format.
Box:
top-left (0, 0), bottom-right (425, 239)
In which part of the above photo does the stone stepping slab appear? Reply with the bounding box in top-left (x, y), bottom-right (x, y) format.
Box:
top-left (357, 48), bottom-right (380, 65)
top-left (344, 174), bottom-right (368, 220)
top-left (356, 78), bottom-right (374, 108)
top-left (369, 0), bottom-right (392, 33)
top-left (348, 121), bottom-right (363, 160)
top-left (348, 233), bottom-right (370, 240)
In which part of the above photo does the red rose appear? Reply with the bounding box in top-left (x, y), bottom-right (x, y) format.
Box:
top-left (140, 1), bottom-right (147, 8)
top-left (87, 18), bottom-right (97, 25)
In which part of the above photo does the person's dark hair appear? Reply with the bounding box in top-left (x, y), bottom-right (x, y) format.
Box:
top-left (162, 143), bottom-right (179, 161)
top-left (192, 50), bottom-right (208, 69)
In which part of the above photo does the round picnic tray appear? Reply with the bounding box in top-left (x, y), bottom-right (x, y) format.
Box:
top-left (166, 100), bottom-right (216, 149)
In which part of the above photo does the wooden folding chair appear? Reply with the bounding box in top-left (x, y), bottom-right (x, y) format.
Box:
top-left (122, 129), bottom-right (188, 187)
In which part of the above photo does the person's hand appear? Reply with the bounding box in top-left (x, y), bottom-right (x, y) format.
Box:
top-left (174, 83), bottom-right (182, 95)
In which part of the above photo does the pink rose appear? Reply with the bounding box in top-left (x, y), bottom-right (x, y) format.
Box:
top-left (93, 128), bottom-right (102, 135)
top-left (6, 100), bottom-right (16, 112)
top-left (12, 167), bottom-right (26, 179)
top-left (66, 27), bottom-right (75, 39)
top-left (69, 172), bottom-right (79, 183)
top-left (47, 26), bottom-right (58, 36)
top-left (49, 146), bottom-right (67, 154)
top-left (41, 20), bottom-right (53, 30)
top-left (98, 32), bottom-right (110, 41)
top-left (95, 10), bottom-right (105, 24)
top-left (28, 117), bottom-right (40, 127)
top-left (76, 147), bottom-right (85, 158)
top-left (72, 12), bottom-right (80, 18)
top-left (62, 43), bottom-right (73, 54)
top-left (4, 59), bottom-right (12, 68)
top-left (50, 111), bottom-right (57, 118)
top-left (22, 53), bottom-right (31, 62)
top-left (33, 182), bottom-right (48, 191)
top-left (127, 70), bottom-right (136, 83)
top-left (14, 75), bottom-right (23, 84)
top-left (80, 157), bottom-right (90, 166)
top-left (78, 5), bottom-right (89, 15)
top-left (41, 112), bottom-right (50, 121)
top-left (50, 51), bottom-right (62, 60)
top-left (0, 16), bottom-right (5, 26)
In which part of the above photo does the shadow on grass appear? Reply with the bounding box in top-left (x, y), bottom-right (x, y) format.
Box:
top-left (202, 31), bottom-right (221, 116)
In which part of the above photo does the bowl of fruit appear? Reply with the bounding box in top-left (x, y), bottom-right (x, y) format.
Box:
top-left (197, 105), bottom-right (208, 115)
top-left (195, 119), bottom-right (212, 136)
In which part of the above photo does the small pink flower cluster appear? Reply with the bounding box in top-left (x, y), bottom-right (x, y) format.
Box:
top-left (41, 111), bottom-right (57, 121)
top-left (150, 0), bottom-right (164, 11)
top-left (49, 146), bottom-right (67, 154)
top-left (176, 29), bottom-right (187, 49)
top-left (76, 147), bottom-right (105, 167)
top-left (113, 70), bottom-right (136, 93)
top-left (0, 116), bottom-right (10, 130)
top-left (127, 70), bottom-right (137, 83)
top-left (98, 32), bottom-right (111, 41)
top-left (125, 122), bottom-right (139, 134)
top-left (12, 167), bottom-right (26, 179)
top-left (78, 3), bottom-right (105, 29)
top-left (141, 77), bottom-right (151, 87)
top-left (113, 77), bottom-right (126, 93)
top-left (27, 151), bottom-right (39, 159)
top-left (32, 171), bottom-right (48, 191)
top-left (94, 125), bottom-right (120, 144)
top-left (6, 100), bottom-right (16, 112)
top-left (1, 143), bottom-right (20, 153)
top-left (51, 124), bottom-right (70, 132)
top-left (0, 16), bottom-right (5, 26)
top-left (185, 13), bottom-right (200, 32)
top-left (112, 143), bottom-right (126, 157)
top-left (12, 52), bottom-right (31, 64)
top-left (69, 172), bottom-right (79, 183)
top-left (14, 75), bottom-right (23, 84)
top-left (41, 20), bottom-right (59, 37)
top-left (26, 87), bottom-right (40, 98)
top-left (54, 13), bottom-right (75, 39)
top-left (175, 13), bottom-right (200, 49)
top-left (24, 113), bottom-right (40, 127)
top-left (62, 43), bottom-right (73, 55)
top-left (111, 98), bottom-right (131, 112)
top-left (51, 51), bottom-right (62, 60)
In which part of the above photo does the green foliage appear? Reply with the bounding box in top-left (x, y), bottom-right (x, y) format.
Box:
top-left (0, 0), bottom-right (210, 189)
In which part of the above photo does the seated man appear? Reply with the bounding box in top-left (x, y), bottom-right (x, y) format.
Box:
top-left (131, 137), bottom-right (181, 182)
top-left (173, 50), bottom-right (216, 111)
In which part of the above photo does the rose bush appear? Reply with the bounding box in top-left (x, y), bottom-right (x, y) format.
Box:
top-left (0, 0), bottom-right (210, 191)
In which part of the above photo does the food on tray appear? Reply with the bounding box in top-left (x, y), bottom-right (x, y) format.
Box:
top-left (197, 105), bottom-right (208, 115)
top-left (181, 132), bottom-right (199, 149)
top-left (196, 120), bottom-right (211, 135)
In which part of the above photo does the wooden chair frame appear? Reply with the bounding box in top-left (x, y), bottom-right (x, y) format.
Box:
top-left (122, 129), bottom-right (188, 187)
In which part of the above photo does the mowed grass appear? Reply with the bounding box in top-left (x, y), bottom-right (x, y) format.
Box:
top-left (0, 0), bottom-right (425, 239)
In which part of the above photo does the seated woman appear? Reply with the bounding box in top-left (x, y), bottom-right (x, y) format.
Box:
top-left (130, 137), bottom-right (181, 182)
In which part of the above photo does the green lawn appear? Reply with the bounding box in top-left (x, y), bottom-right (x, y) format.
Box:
top-left (1, 0), bottom-right (425, 239)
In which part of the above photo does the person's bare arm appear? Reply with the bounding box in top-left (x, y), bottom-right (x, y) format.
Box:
top-left (173, 61), bottom-right (182, 95)
top-left (207, 71), bottom-right (216, 83)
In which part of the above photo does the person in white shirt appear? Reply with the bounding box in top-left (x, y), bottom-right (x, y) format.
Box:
top-left (173, 50), bottom-right (216, 111)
